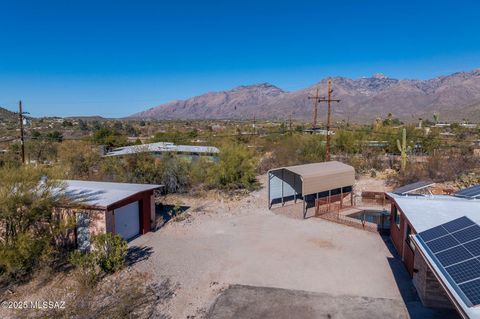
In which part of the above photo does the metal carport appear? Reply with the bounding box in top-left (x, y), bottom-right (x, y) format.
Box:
top-left (267, 161), bottom-right (355, 218)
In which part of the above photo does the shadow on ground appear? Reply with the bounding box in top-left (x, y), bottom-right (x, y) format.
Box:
top-left (126, 245), bottom-right (154, 266)
top-left (382, 236), bottom-right (460, 319)
top-left (207, 285), bottom-right (408, 319)
top-left (154, 204), bottom-right (190, 230)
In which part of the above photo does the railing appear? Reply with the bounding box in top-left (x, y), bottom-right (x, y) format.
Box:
top-left (356, 191), bottom-right (390, 207)
top-left (317, 210), bottom-right (378, 233)
top-left (315, 192), bottom-right (353, 216)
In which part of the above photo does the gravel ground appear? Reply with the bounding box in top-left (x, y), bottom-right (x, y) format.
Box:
top-left (131, 175), bottom-right (406, 318)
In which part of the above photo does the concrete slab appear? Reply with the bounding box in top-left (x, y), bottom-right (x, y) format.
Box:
top-left (208, 285), bottom-right (408, 319)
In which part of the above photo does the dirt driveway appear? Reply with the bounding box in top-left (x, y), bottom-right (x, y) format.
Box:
top-left (129, 175), bottom-right (416, 318)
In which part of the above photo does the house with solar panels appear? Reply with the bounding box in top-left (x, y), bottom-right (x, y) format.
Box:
top-left (387, 184), bottom-right (480, 318)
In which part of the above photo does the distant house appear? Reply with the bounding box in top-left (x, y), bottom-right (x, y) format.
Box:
top-left (387, 184), bottom-right (480, 318)
top-left (105, 142), bottom-right (220, 161)
top-left (62, 180), bottom-right (162, 250)
top-left (303, 128), bottom-right (334, 136)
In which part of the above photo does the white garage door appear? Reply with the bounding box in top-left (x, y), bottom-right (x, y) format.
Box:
top-left (114, 201), bottom-right (140, 240)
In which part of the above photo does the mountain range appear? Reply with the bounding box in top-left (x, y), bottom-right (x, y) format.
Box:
top-left (0, 107), bottom-right (16, 122)
top-left (130, 69), bottom-right (480, 123)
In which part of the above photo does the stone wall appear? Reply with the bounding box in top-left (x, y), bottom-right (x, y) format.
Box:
top-left (413, 249), bottom-right (454, 309)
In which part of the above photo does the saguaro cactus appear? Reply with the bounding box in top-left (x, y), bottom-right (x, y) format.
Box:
top-left (397, 128), bottom-right (410, 172)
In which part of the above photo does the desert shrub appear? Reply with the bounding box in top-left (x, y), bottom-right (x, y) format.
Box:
top-left (189, 157), bottom-right (215, 187)
top-left (258, 134), bottom-right (325, 172)
top-left (150, 130), bottom-right (198, 144)
top-left (298, 135), bottom-right (326, 163)
top-left (69, 233), bottom-right (127, 287)
top-left (342, 150), bottom-right (387, 174)
top-left (93, 233), bottom-right (128, 274)
top-left (207, 143), bottom-right (258, 190)
top-left (0, 232), bottom-right (52, 281)
top-left (58, 141), bottom-right (101, 179)
top-left (69, 250), bottom-right (101, 287)
top-left (333, 129), bottom-right (362, 154)
top-left (92, 128), bottom-right (127, 147)
top-left (392, 151), bottom-right (478, 186)
top-left (158, 154), bottom-right (191, 193)
top-left (100, 152), bottom-right (191, 193)
top-left (456, 174), bottom-right (480, 188)
top-left (0, 166), bottom-right (73, 282)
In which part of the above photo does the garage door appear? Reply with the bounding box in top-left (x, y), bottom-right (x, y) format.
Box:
top-left (114, 201), bottom-right (140, 240)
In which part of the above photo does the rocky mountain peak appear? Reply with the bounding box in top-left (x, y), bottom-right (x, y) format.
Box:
top-left (372, 73), bottom-right (387, 79)
top-left (130, 68), bottom-right (480, 122)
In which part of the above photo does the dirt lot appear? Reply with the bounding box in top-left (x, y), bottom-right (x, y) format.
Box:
top-left (0, 175), bottom-right (458, 319)
top-left (131, 175), bottom-right (416, 318)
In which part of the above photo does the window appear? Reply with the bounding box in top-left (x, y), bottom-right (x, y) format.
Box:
top-left (393, 205), bottom-right (401, 228)
top-left (405, 224), bottom-right (415, 251)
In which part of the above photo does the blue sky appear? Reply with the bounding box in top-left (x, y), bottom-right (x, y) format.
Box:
top-left (1, 0), bottom-right (479, 117)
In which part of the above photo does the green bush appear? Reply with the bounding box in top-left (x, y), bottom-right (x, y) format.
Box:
top-left (69, 233), bottom-right (127, 286)
top-left (69, 250), bottom-right (100, 287)
top-left (0, 166), bottom-right (73, 282)
top-left (208, 143), bottom-right (258, 191)
top-left (0, 232), bottom-right (51, 280)
top-left (93, 233), bottom-right (128, 274)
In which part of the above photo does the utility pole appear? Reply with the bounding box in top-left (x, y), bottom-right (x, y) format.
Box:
top-left (317, 80), bottom-right (340, 161)
top-left (19, 100), bottom-right (26, 164)
top-left (289, 114), bottom-right (292, 132)
top-left (307, 88), bottom-right (325, 130)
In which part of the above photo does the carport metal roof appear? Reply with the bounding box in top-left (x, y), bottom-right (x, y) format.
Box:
top-left (269, 161), bottom-right (355, 196)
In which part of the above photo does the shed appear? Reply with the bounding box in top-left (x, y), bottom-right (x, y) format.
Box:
top-left (268, 161), bottom-right (355, 218)
top-left (62, 180), bottom-right (162, 249)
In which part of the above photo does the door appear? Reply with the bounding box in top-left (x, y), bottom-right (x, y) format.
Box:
top-left (114, 201), bottom-right (140, 240)
top-left (76, 212), bottom-right (90, 251)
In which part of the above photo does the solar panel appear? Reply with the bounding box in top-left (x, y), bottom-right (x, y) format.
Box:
top-left (446, 258), bottom-right (480, 284)
top-left (427, 235), bottom-right (459, 253)
top-left (455, 184), bottom-right (480, 199)
top-left (442, 216), bottom-right (475, 233)
top-left (436, 246), bottom-right (473, 267)
top-left (452, 225), bottom-right (480, 244)
top-left (418, 225), bottom-right (448, 242)
top-left (417, 216), bottom-right (480, 307)
top-left (464, 239), bottom-right (480, 256)
top-left (393, 180), bottom-right (435, 195)
top-left (459, 278), bottom-right (480, 306)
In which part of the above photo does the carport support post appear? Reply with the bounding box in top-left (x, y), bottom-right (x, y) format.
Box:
top-left (328, 190), bottom-right (331, 212)
top-left (281, 169), bottom-right (284, 207)
top-left (293, 175), bottom-right (297, 203)
top-left (303, 198), bottom-right (306, 219)
top-left (268, 172), bottom-right (271, 209)
top-left (340, 187), bottom-right (343, 209)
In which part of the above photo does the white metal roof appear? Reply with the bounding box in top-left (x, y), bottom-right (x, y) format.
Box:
top-left (63, 180), bottom-right (162, 209)
top-left (388, 193), bottom-right (480, 233)
top-left (105, 142), bottom-right (220, 157)
top-left (390, 193), bottom-right (480, 318)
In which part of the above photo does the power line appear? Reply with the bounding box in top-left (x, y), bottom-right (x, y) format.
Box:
top-left (316, 80), bottom-right (340, 161)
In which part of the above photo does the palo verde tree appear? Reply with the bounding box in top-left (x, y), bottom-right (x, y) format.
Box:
top-left (0, 166), bottom-right (74, 280)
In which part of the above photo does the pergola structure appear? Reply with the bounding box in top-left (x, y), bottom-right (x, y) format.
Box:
top-left (268, 161), bottom-right (355, 218)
